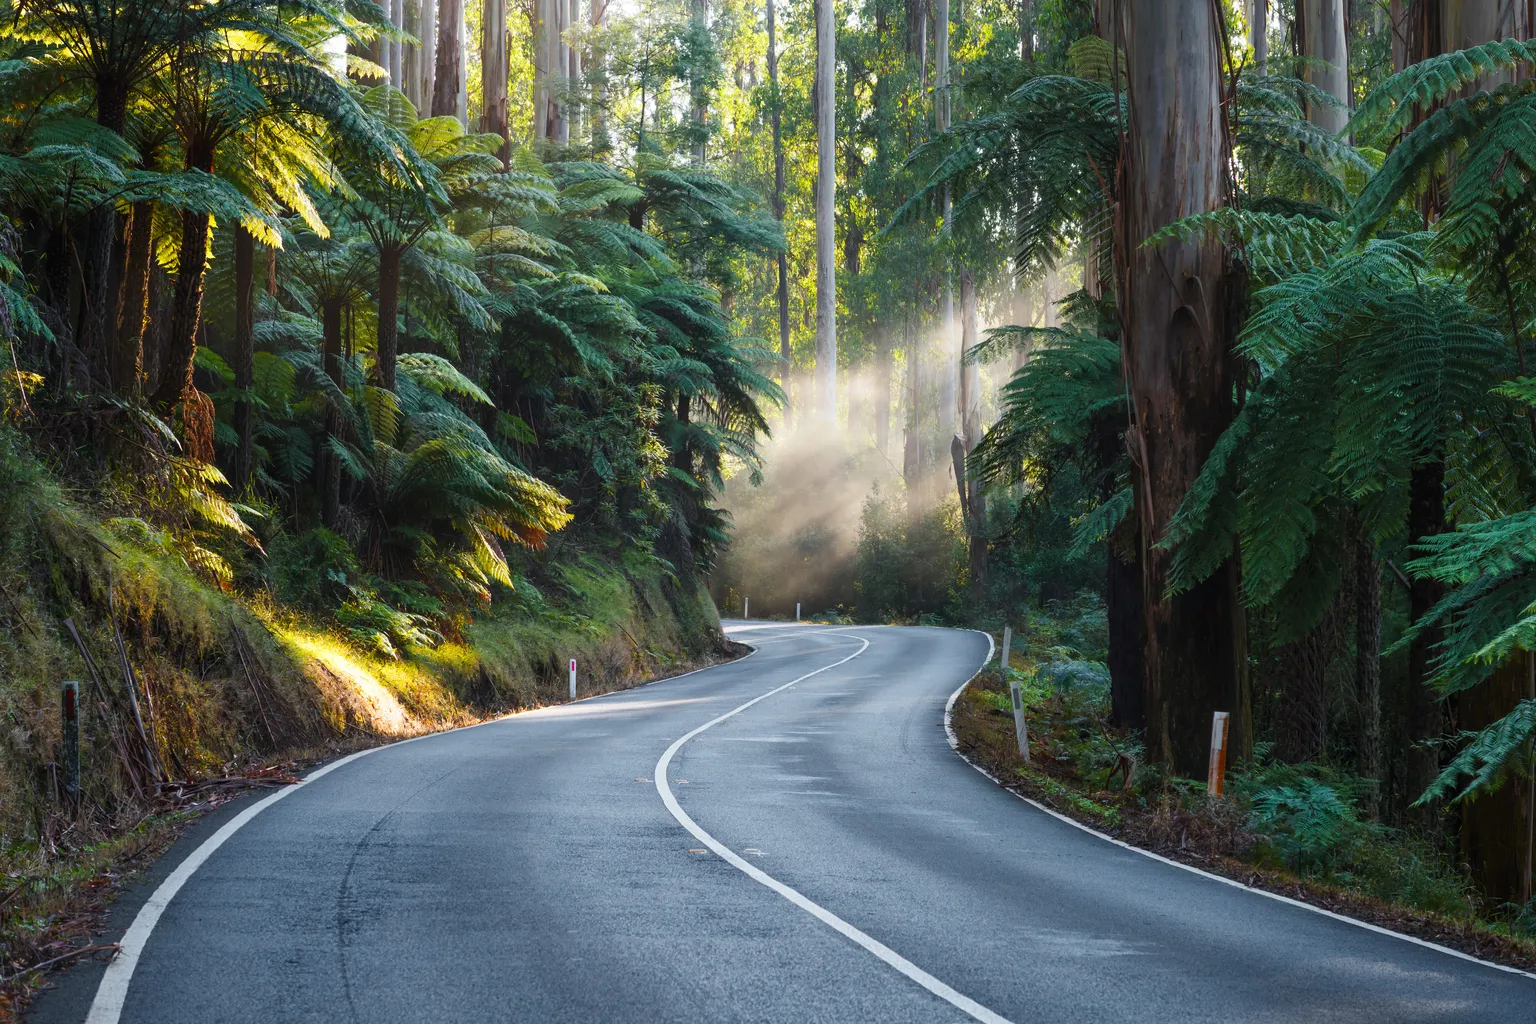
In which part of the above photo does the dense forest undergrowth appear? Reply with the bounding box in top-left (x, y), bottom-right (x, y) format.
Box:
top-left (950, 599), bottom-right (1536, 969)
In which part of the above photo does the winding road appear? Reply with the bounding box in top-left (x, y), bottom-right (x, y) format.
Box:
top-left (30, 623), bottom-right (1536, 1023)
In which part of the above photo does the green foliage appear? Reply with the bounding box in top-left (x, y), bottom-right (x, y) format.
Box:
top-left (1249, 779), bottom-right (1369, 875)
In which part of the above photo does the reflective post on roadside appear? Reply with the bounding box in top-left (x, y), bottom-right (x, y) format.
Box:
top-left (1207, 711), bottom-right (1231, 800)
top-left (1002, 627), bottom-right (1029, 763)
top-left (569, 658), bottom-right (577, 701)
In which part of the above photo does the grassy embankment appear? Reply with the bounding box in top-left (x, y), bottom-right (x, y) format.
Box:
top-left (0, 435), bottom-right (728, 1016)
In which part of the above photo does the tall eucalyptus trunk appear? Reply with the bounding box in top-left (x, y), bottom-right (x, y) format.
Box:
top-left (420, 0), bottom-right (437, 109)
top-left (1250, 0), bottom-right (1267, 67)
top-left (935, 0), bottom-right (954, 439)
top-left (1355, 529), bottom-right (1382, 815)
top-left (482, 0), bottom-right (510, 164)
top-left (1120, 0), bottom-right (1248, 775)
top-left (768, 0), bottom-right (791, 427)
top-left (589, 0), bottom-right (608, 151)
top-left (1299, 0), bottom-right (1349, 135)
top-left (813, 0), bottom-right (836, 422)
top-left (403, 0), bottom-right (423, 110)
top-left (430, 0), bottom-right (463, 118)
top-left (690, 0), bottom-right (707, 163)
top-left (958, 268), bottom-right (985, 594)
top-left (534, 0), bottom-right (550, 141)
top-left (567, 0), bottom-right (582, 140)
top-left (903, 320), bottom-right (921, 490)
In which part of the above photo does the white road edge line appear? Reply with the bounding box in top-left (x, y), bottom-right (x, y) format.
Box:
top-left (85, 635), bottom-right (764, 1024)
top-left (943, 631), bottom-right (1536, 985)
top-left (655, 629), bottom-right (1017, 1024)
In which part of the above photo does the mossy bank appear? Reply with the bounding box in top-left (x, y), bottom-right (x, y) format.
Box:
top-left (0, 432), bottom-right (729, 1014)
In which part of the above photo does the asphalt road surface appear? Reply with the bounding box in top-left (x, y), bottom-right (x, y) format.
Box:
top-left (31, 622), bottom-right (1536, 1023)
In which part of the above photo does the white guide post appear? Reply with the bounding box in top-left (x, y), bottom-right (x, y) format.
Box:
top-left (744, 597), bottom-right (749, 619)
top-left (569, 658), bottom-right (577, 701)
top-left (1002, 626), bottom-right (1028, 762)
top-left (796, 602), bottom-right (801, 621)
top-left (1207, 711), bottom-right (1231, 800)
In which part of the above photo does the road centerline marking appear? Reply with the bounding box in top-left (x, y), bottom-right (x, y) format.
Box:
top-left (654, 630), bottom-right (1016, 1024)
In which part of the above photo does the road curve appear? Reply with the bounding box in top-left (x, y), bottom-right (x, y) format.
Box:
top-left (29, 623), bottom-right (1536, 1023)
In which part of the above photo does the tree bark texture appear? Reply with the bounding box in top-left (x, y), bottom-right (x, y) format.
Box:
top-left (482, 0), bottom-right (510, 164)
top-left (1406, 459), bottom-right (1447, 817)
top-left (1250, 0), bottom-right (1267, 67)
top-left (1456, 657), bottom-right (1535, 902)
top-left (152, 209), bottom-right (211, 409)
top-left (403, 0), bottom-right (423, 110)
top-left (377, 245), bottom-right (403, 392)
top-left (935, 0), bottom-right (954, 441)
top-left (768, 0), bottom-right (790, 427)
top-left (430, 0), bottom-right (463, 118)
top-left (1299, 0), bottom-right (1350, 135)
top-left (568, 0), bottom-right (582, 141)
top-left (813, 0), bottom-right (837, 422)
top-left (958, 268), bottom-right (985, 594)
top-left (1120, 0), bottom-right (1248, 775)
top-left (233, 226), bottom-right (255, 493)
top-left (112, 201), bottom-right (153, 395)
top-left (420, 0), bottom-right (437, 110)
top-left (1107, 521), bottom-right (1145, 729)
top-left (322, 295), bottom-right (344, 528)
top-left (1354, 533), bottom-right (1383, 814)
top-left (903, 320), bottom-right (921, 490)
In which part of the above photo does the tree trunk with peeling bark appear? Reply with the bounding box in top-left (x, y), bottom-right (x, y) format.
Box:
top-left (1120, 0), bottom-right (1248, 775)
top-left (430, 0), bottom-right (463, 118)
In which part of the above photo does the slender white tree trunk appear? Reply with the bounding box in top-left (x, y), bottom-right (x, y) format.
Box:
top-left (420, 0), bottom-right (437, 110)
top-left (457, 0), bottom-right (468, 124)
top-left (1250, 0), bottom-right (1267, 67)
top-left (1300, 0), bottom-right (1349, 134)
top-left (935, 0), bottom-right (954, 439)
top-left (568, 0), bottom-right (582, 140)
top-left (390, 0), bottom-right (403, 87)
top-left (813, 0), bottom-right (837, 422)
top-left (403, 0), bottom-right (422, 109)
top-left (483, 0), bottom-right (509, 162)
top-left (554, 0), bottom-right (570, 143)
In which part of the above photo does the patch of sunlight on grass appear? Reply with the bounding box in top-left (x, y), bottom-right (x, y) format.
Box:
top-left (281, 628), bottom-right (418, 735)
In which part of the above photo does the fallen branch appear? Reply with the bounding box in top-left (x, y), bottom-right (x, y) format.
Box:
top-left (0, 944), bottom-right (120, 985)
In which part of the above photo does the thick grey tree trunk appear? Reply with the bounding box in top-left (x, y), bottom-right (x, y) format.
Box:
top-left (813, 0), bottom-right (837, 422)
top-left (1300, 0), bottom-right (1349, 135)
top-left (419, 0), bottom-right (437, 111)
top-left (1250, 0), bottom-right (1266, 67)
top-left (1121, 0), bottom-right (1248, 775)
top-left (430, 0), bottom-right (462, 117)
top-left (482, 0), bottom-right (510, 163)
